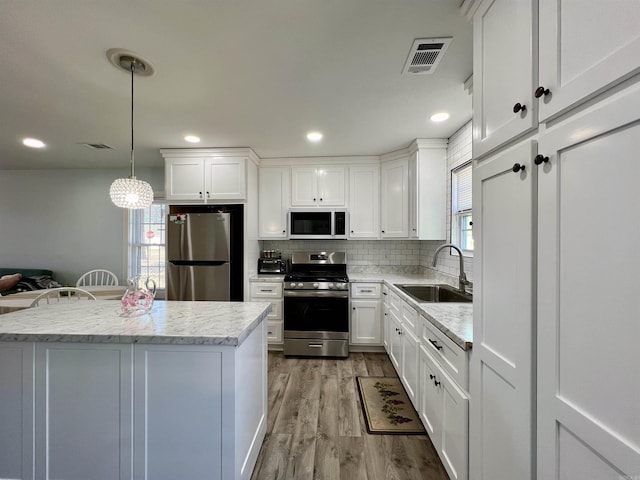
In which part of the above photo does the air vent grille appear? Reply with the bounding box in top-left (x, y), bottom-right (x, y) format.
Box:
top-left (79, 143), bottom-right (113, 149)
top-left (402, 37), bottom-right (452, 75)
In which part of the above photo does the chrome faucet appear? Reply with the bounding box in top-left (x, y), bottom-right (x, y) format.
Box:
top-left (432, 243), bottom-right (472, 293)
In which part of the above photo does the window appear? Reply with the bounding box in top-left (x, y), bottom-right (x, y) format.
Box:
top-left (451, 162), bottom-right (474, 253)
top-left (128, 203), bottom-right (166, 289)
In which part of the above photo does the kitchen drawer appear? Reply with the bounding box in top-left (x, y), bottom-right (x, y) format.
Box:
top-left (401, 302), bottom-right (418, 334)
top-left (267, 320), bottom-right (283, 344)
top-left (351, 282), bottom-right (382, 299)
top-left (421, 315), bottom-right (468, 391)
top-left (389, 290), bottom-right (402, 314)
top-left (249, 282), bottom-right (283, 298)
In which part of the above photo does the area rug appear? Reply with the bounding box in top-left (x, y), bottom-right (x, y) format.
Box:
top-left (356, 376), bottom-right (425, 435)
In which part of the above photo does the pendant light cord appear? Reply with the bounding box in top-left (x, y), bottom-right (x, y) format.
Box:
top-left (130, 59), bottom-right (135, 178)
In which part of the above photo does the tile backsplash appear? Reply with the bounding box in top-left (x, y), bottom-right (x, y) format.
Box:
top-left (261, 239), bottom-right (473, 288)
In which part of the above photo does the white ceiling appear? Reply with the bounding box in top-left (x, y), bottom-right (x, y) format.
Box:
top-left (0, 0), bottom-right (472, 170)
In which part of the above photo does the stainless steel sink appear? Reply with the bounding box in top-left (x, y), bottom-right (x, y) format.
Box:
top-left (394, 284), bottom-right (472, 303)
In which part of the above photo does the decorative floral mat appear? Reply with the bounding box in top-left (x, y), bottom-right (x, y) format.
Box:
top-left (356, 376), bottom-right (426, 435)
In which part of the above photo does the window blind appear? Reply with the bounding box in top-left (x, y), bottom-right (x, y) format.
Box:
top-left (453, 162), bottom-right (472, 213)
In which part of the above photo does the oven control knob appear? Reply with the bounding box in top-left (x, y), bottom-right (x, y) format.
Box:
top-left (289, 282), bottom-right (296, 288)
top-left (327, 283), bottom-right (334, 289)
top-left (336, 283), bottom-right (345, 289)
top-left (297, 283), bottom-right (304, 288)
top-left (313, 283), bottom-right (319, 289)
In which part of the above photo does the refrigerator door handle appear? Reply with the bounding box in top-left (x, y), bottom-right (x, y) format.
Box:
top-left (169, 260), bottom-right (229, 266)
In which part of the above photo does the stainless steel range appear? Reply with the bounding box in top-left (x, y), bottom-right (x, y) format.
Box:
top-left (283, 252), bottom-right (349, 357)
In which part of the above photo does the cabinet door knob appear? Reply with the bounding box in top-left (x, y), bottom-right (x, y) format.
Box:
top-left (434, 380), bottom-right (441, 387)
top-left (381, 230), bottom-right (385, 233)
top-left (282, 230), bottom-right (286, 234)
top-left (351, 230), bottom-right (354, 233)
top-left (320, 198), bottom-right (323, 202)
top-left (534, 154), bottom-right (549, 165)
top-left (313, 198), bottom-right (316, 201)
top-left (534, 86), bottom-right (550, 98)
top-left (513, 102), bottom-right (526, 113)
top-left (512, 163), bottom-right (525, 173)
top-left (353, 307), bottom-right (356, 310)
top-left (429, 374), bottom-right (435, 380)
top-left (199, 191), bottom-right (203, 198)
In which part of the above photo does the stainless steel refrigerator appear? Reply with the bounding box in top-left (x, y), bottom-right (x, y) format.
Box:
top-left (166, 205), bottom-right (243, 301)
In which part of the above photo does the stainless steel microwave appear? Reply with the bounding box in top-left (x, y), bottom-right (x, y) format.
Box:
top-left (288, 208), bottom-right (349, 239)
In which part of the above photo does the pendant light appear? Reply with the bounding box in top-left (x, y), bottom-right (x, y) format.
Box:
top-left (109, 53), bottom-right (154, 209)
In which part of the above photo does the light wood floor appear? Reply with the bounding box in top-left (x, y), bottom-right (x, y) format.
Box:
top-left (250, 351), bottom-right (449, 480)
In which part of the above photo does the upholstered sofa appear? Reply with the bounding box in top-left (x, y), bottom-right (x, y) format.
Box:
top-left (0, 268), bottom-right (56, 296)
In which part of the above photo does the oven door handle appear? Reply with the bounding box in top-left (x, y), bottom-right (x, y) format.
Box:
top-left (284, 290), bottom-right (349, 298)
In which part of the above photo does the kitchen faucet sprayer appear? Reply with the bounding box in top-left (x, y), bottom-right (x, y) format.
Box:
top-left (432, 243), bottom-right (472, 293)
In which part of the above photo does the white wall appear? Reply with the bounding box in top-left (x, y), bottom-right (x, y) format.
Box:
top-left (0, 167), bottom-right (163, 285)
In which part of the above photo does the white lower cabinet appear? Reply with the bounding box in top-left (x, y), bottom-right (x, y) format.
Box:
top-left (382, 285), bottom-right (390, 349)
top-left (249, 280), bottom-right (284, 346)
top-left (387, 295), bottom-right (420, 410)
top-left (388, 311), bottom-right (402, 370)
top-left (34, 342), bottom-right (133, 480)
top-left (399, 322), bottom-right (420, 408)
top-left (420, 345), bottom-right (469, 480)
top-left (350, 283), bottom-right (382, 346)
top-left (1, 325), bottom-right (267, 480)
top-left (383, 284), bottom-right (470, 480)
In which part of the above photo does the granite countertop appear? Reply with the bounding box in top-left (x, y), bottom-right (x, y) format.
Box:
top-left (0, 300), bottom-right (271, 346)
top-left (349, 272), bottom-right (473, 350)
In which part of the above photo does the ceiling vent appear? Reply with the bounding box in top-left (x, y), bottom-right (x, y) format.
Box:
top-left (79, 143), bottom-right (113, 149)
top-left (402, 37), bottom-right (452, 75)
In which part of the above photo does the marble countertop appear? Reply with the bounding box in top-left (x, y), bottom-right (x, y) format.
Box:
top-left (0, 300), bottom-right (271, 346)
top-left (349, 272), bottom-right (473, 350)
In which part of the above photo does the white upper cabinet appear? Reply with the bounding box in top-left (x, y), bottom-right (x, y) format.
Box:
top-left (348, 165), bottom-right (380, 238)
top-left (380, 157), bottom-right (409, 238)
top-left (291, 166), bottom-right (345, 206)
top-left (165, 157), bottom-right (208, 200)
top-left (206, 157), bottom-right (246, 200)
top-left (258, 167), bottom-right (289, 239)
top-left (408, 141), bottom-right (447, 240)
top-left (473, 0), bottom-right (537, 159)
top-left (537, 0), bottom-right (640, 122)
top-left (162, 149), bottom-right (251, 201)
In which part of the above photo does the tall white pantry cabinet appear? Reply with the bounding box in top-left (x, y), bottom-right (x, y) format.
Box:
top-left (469, 1), bottom-right (640, 479)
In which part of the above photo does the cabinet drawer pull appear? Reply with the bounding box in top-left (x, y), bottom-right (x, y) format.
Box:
top-left (428, 338), bottom-right (443, 350)
top-left (259, 289), bottom-right (273, 293)
top-left (360, 289), bottom-right (373, 293)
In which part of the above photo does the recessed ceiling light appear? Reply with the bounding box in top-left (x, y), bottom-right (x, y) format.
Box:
top-left (430, 112), bottom-right (450, 122)
top-left (306, 131), bottom-right (323, 143)
top-left (184, 135), bottom-right (201, 144)
top-left (22, 138), bottom-right (46, 148)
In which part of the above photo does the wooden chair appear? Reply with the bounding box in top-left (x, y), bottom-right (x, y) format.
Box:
top-left (76, 269), bottom-right (119, 287)
top-left (30, 287), bottom-right (97, 307)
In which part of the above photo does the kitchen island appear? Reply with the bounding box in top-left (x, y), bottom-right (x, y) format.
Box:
top-left (0, 300), bottom-right (271, 480)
